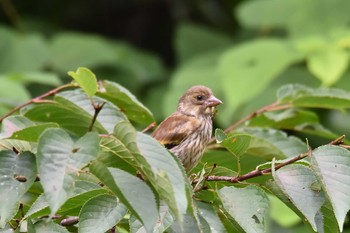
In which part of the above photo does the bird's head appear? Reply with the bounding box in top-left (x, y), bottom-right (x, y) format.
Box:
top-left (177, 85), bottom-right (222, 117)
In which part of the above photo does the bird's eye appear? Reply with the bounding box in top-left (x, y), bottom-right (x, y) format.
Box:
top-left (196, 95), bottom-right (203, 101)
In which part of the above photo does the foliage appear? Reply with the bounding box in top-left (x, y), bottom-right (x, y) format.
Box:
top-left (1, 67), bottom-right (350, 233)
top-left (2, 0), bottom-right (350, 232)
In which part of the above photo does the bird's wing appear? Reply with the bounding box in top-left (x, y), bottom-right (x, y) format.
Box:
top-left (152, 113), bottom-right (200, 149)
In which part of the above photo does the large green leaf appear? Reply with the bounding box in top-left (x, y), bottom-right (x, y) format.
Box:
top-left (29, 220), bottom-right (70, 233)
top-left (130, 202), bottom-right (175, 233)
top-left (136, 132), bottom-right (189, 224)
top-left (240, 127), bottom-right (307, 159)
top-left (23, 181), bottom-right (108, 221)
top-left (37, 129), bottom-right (99, 214)
top-left (219, 38), bottom-right (302, 113)
top-left (0, 27), bottom-right (48, 73)
top-left (24, 102), bottom-right (103, 135)
top-left (10, 123), bottom-right (59, 142)
top-left (57, 90), bottom-right (127, 133)
top-left (248, 109), bottom-right (319, 129)
top-left (5, 72), bottom-right (61, 86)
top-left (24, 89), bottom-right (127, 135)
top-left (277, 84), bottom-right (350, 109)
top-left (236, 0), bottom-right (350, 36)
top-left (218, 185), bottom-right (270, 233)
top-left (50, 33), bottom-right (116, 72)
top-left (0, 116), bottom-right (34, 138)
top-left (79, 194), bottom-right (127, 233)
top-left (67, 67), bottom-right (98, 97)
top-left (311, 145), bottom-right (350, 231)
top-left (97, 80), bottom-right (154, 126)
top-left (272, 164), bottom-right (325, 231)
top-left (90, 162), bottom-right (158, 232)
top-left (0, 151), bottom-right (36, 227)
top-left (307, 46), bottom-right (349, 86)
top-left (197, 202), bottom-right (226, 233)
top-left (109, 167), bottom-right (158, 232)
top-left (175, 22), bottom-right (232, 63)
top-left (0, 78), bottom-right (31, 103)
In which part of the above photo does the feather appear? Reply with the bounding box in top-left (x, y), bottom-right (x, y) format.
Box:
top-left (151, 112), bottom-right (201, 148)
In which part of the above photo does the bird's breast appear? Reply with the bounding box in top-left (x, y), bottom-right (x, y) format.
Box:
top-left (170, 116), bottom-right (212, 171)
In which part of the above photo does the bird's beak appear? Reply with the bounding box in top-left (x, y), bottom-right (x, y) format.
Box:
top-left (205, 95), bottom-right (222, 107)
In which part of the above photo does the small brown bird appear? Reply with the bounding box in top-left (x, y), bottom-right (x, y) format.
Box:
top-left (152, 85), bottom-right (222, 171)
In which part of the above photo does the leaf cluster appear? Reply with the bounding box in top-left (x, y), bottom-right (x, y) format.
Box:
top-left (1, 68), bottom-right (350, 233)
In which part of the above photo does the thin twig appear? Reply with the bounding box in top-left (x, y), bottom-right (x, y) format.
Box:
top-left (193, 135), bottom-right (346, 185)
top-left (0, 83), bottom-right (76, 122)
top-left (224, 102), bottom-right (292, 134)
top-left (142, 122), bottom-right (156, 133)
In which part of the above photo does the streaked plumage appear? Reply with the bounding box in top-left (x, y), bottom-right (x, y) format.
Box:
top-left (152, 85), bottom-right (222, 171)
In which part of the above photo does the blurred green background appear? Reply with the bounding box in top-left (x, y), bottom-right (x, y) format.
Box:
top-left (1, 0), bottom-right (350, 232)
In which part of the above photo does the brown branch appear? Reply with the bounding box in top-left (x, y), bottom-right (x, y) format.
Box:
top-left (193, 135), bottom-right (346, 186)
top-left (60, 216), bottom-right (79, 226)
top-left (209, 102), bottom-right (292, 144)
top-left (0, 83), bottom-right (76, 122)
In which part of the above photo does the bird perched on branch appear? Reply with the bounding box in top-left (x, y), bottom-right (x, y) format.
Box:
top-left (152, 85), bottom-right (222, 172)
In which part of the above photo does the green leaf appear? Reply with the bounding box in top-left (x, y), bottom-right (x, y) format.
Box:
top-left (57, 89), bottom-right (127, 133)
top-left (24, 90), bottom-right (126, 135)
top-left (5, 72), bottom-right (61, 86)
top-left (23, 181), bottom-right (107, 221)
top-left (136, 132), bottom-right (189, 224)
top-left (99, 121), bottom-right (142, 171)
top-left (311, 145), bottom-right (350, 231)
top-left (197, 202), bottom-right (226, 233)
top-left (31, 220), bottom-right (70, 233)
top-left (113, 42), bottom-right (166, 83)
top-left (110, 167), bottom-right (158, 231)
top-left (236, 0), bottom-right (350, 36)
top-left (307, 47), bottom-right (349, 86)
top-left (97, 80), bottom-right (154, 126)
top-left (37, 129), bottom-right (99, 214)
top-left (0, 78), bottom-right (31, 103)
top-left (50, 33), bottom-right (116, 72)
top-left (277, 84), bottom-right (350, 109)
top-left (0, 139), bottom-right (35, 153)
top-left (129, 202), bottom-right (174, 233)
top-left (273, 164), bottom-right (325, 231)
top-left (219, 38), bottom-right (302, 113)
top-left (10, 123), bottom-right (59, 142)
top-left (218, 185), bottom-right (270, 233)
top-left (215, 129), bottom-right (251, 158)
top-left (268, 195), bottom-right (300, 228)
top-left (248, 109), bottom-right (319, 129)
top-left (0, 151), bottom-right (36, 227)
top-left (240, 127), bottom-right (307, 159)
top-left (90, 162), bottom-right (158, 231)
top-left (22, 194), bottom-right (50, 221)
top-left (91, 163), bottom-right (158, 232)
top-left (0, 116), bottom-right (34, 138)
top-left (24, 102), bottom-right (102, 135)
top-left (175, 22), bottom-right (232, 63)
top-left (0, 27), bottom-right (48, 73)
top-left (67, 67), bottom-right (98, 97)
top-left (79, 194), bottom-right (127, 233)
